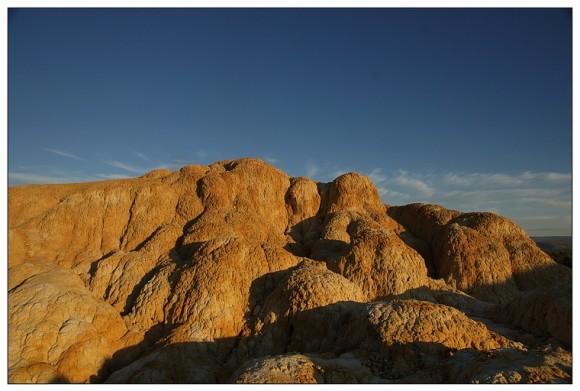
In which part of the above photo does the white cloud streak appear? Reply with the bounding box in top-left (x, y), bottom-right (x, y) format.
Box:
top-left (443, 171), bottom-right (571, 190)
top-left (104, 160), bottom-right (145, 174)
top-left (9, 172), bottom-right (95, 185)
top-left (367, 168), bottom-right (387, 184)
top-left (393, 170), bottom-right (435, 198)
top-left (44, 148), bottom-right (83, 161)
top-left (305, 162), bottom-right (319, 178)
top-left (363, 168), bottom-right (571, 236)
top-left (133, 151), bottom-right (152, 163)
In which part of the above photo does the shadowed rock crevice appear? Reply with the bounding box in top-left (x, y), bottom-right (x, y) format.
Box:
top-left (120, 264), bottom-right (166, 316)
top-left (8, 158), bottom-right (571, 384)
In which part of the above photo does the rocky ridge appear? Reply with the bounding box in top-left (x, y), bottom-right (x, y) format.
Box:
top-left (8, 158), bottom-right (572, 383)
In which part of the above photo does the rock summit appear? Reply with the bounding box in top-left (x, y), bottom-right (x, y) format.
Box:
top-left (8, 158), bottom-right (572, 383)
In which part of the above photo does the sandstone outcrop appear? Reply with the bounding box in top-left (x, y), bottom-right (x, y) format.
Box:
top-left (8, 158), bottom-right (572, 383)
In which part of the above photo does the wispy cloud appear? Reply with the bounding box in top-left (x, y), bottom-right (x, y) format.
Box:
top-left (305, 162), bottom-right (319, 178)
top-left (294, 165), bottom-right (569, 233)
top-left (44, 148), bottom-right (83, 161)
top-left (367, 168), bottom-right (387, 184)
top-left (393, 170), bottom-right (435, 198)
top-left (362, 168), bottom-right (571, 236)
top-left (9, 172), bottom-right (95, 185)
top-left (133, 151), bottom-right (152, 163)
top-left (443, 171), bottom-right (571, 190)
top-left (104, 160), bottom-right (145, 174)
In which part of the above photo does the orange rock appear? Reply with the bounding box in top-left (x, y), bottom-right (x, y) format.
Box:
top-left (7, 158), bottom-right (571, 384)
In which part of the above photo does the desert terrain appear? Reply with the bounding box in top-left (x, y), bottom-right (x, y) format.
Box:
top-left (8, 158), bottom-right (572, 383)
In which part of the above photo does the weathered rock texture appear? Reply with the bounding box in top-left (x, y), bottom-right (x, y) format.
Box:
top-left (8, 158), bottom-right (572, 383)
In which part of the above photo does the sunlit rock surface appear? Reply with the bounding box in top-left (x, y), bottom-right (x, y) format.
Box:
top-left (8, 158), bottom-right (571, 383)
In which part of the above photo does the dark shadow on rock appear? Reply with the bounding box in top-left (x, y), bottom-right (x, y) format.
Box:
top-left (532, 237), bottom-right (572, 268)
top-left (91, 234), bottom-right (571, 383)
top-left (489, 279), bottom-right (572, 349)
top-left (89, 323), bottom-right (172, 383)
top-left (397, 231), bottom-right (436, 278)
top-left (88, 250), bottom-right (117, 279)
top-left (89, 289), bottom-right (572, 384)
top-left (101, 339), bottom-right (234, 383)
top-left (246, 269), bottom-right (290, 312)
top-left (48, 376), bottom-right (69, 384)
top-left (309, 238), bottom-right (351, 264)
top-left (132, 226), bottom-right (164, 252)
top-left (388, 263), bottom-right (572, 349)
top-left (283, 216), bottom-right (323, 258)
top-left (174, 212), bottom-right (206, 260)
top-left (120, 264), bottom-right (165, 316)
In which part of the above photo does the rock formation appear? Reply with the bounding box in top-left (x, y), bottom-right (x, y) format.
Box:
top-left (8, 158), bottom-right (572, 383)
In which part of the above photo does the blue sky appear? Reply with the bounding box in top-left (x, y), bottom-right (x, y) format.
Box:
top-left (7, 7), bottom-right (572, 236)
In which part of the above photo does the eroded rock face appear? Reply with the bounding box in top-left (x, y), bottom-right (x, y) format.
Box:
top-left (8, 158), bottom-right (571, 383)
top-left (388, 205), bottom-right (572, 304)
top-left (8, 262), bottom-right (132, 383)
